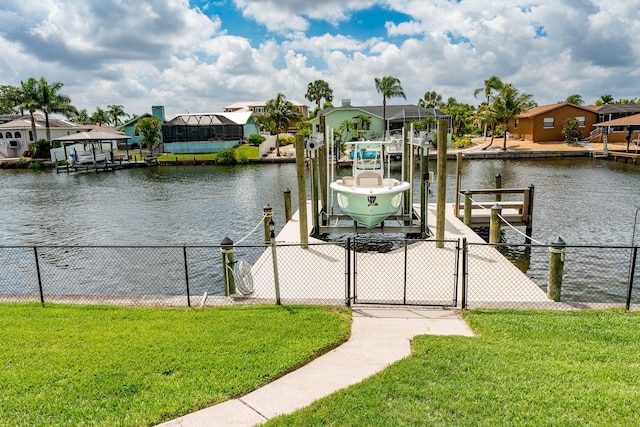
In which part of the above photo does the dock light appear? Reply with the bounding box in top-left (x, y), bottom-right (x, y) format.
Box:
top-left (268, 218), bottom-right (275, 239)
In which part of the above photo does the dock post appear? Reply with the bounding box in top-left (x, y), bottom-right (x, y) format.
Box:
top-left (495, 174), bottom-right (502, 202)
top-left (221, 237), bottom-right (236, 296)
top-left (295, 134), bottom-right (309, 248)
top-left (283, 188), bottom-right (292, 223)
top-left (464, 191), bottom-right (472, 227)
top-left (263, 205), bottom-right (273, 243)
top-left (525, 184), bottom-right (535, 242)
top-left (547, 236), bottom-right (566, 302)
top-left (489, 204), bottom-right (502, 244)
top-left (268, 219), bottom-right (281, 305)
top-left (436, 119), bottom-right (448, 248)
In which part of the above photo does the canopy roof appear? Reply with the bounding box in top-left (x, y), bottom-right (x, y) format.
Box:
top-left (594, 113), bottom-right (640, 127)
top-left (55, 131), bottom-right (130, 145)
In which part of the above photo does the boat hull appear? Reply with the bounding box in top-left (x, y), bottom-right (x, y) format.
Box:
top-left (330, 181), bottom-right (410, 228)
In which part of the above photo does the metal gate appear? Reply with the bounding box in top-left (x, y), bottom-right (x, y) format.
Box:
top-left (347, 237), bottom-right (460, 307)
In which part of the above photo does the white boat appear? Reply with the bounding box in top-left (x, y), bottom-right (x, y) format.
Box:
top-left (385, 135), bottom-right (403, 161)
top-left (330, 141), bottom-right (410, 229)
top-left (67, 147), bottom-right (110, 165)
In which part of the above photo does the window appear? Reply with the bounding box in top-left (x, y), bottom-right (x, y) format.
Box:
top-left (543, 117), bottom-right (554, 128)
top-left (5, 132), bottom-right (12, 138)
top-left (514, 119), bottom-right (519, 129)
top-left (14, 131), bottom-right (21, 138)
top-left (575, 116), bottom-right (585, 127)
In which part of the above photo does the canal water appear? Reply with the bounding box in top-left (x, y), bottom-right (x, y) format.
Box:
top-left (1, 157), bottom-right (639, 301)
top-left (1, 157), bottom-right (640, 247)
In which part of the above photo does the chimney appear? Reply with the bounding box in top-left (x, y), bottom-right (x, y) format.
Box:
top-left (341, 99), bottom-right (351, 107)
top-left (151, 106), bottom-right (166, 122)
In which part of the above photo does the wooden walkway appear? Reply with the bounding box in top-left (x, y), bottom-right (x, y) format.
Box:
top-left (249, 201), bottom-right (550, 308)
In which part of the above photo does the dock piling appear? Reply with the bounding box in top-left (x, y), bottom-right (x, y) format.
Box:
top-left (547, 236), bottom-right (566, 301)
top-left (283, 188), bottom-right (292, 223)
top-left (495, 174), bottom-right (502, 201)
top-left (489, 204), bottom-right (502, 244)
top-left (221, 237), bottom-right (236, 296)
top-left (263, 205), bottom-right (273, 243)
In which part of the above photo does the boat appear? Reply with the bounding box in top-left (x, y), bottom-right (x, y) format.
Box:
top-left (385, 135), bottom-right (403, 161)
top-left (330, 140), bottom-right (410, 229)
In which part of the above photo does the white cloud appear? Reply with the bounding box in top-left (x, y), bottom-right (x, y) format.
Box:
top-left (1, 0), bottom-right (640, 118)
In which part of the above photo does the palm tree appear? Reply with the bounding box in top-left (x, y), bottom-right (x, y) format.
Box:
top-left (596, 94), bottom-right (614, 106)
top-left (564, 94), bottom-right (584, 105)
top-left (491, 83), bottom-right (534, 150)
top-left (475, 103), bottom-right (498, 147)
top-left (134, 117), bottom-right (163, 153)
top-left (70, 108), bottom-right (91, 125)
top-left (418, 91), bottom-right (444, 109)
top-left (107, 104), bottom-right (129, 126)
top-left (473, 75), bottom-right (504, 138)
top-left (19, 78), bottom-right (40, 143)
top-left (305, 80), bottom-right (333, 113)
top-left (374, 76), bottom-right (406, 137)
top-left (262, 93), bottom-right (301, 157)
top-left (37, 77), bottom-right (76, 142)
top-left (90, 107), bottom-right (110, 126)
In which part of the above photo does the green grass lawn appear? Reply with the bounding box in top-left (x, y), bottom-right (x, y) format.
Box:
top-left (0, 303), bottom-right (350, 427)
top-left (155, 145), bottom-right (259, 162)
top-left (266, 309), bottom-right (640, 426)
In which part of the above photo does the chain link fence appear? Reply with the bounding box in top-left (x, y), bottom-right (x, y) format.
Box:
top-left (2, 241), bottom-right (640, 310)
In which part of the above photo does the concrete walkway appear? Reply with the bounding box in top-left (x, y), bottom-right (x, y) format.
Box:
top-left (157, 307), bottom-right (474, 427)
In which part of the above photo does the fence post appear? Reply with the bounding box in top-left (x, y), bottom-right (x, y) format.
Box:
top-left (464, 190), bottom-right (472, 226)
top-left (489, 204), bottom-right (502, 244)
top-left (183, 246), bottom-right (191, 307)
top-left (34, 247), bottom-right (44, 305)
top-left (221, 237), bottom-right (235, 296)
top-left (283, 188), bottom-right (292, 223)
top-left (345, 237), bottom-right (351, 306)
top-left (547, 236), bottom-right (566, 302)
top-left (263, 204), bottom-right (273, 243)
top-left (461, 238), bottom-right (468, 309)
top-left (495, 173), bottom-right (502, 201)
top-left (626, 246), bottom-right (638, 310)
top-left (268, 219), bottom-right (281, 305)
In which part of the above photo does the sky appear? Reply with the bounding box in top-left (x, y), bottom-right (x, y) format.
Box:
top-left (1, 0), bottom-right (639, 118)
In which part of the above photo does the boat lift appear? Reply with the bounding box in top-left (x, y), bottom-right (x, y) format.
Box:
top-left (310, 124), bottom-right (433, 236)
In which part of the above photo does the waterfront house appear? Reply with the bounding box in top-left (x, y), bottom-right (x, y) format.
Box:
top-left (0, 114), bottom-right (90, 158)
top-left (224, 100), bottom-right (310, 120)
top-left (161, 111), bottom-right (259, 154)
top-left (593, 104), bottom-right (640, 144)
top-left (309, 101), bottom-right (449, 140)
top-left (120, 106), bottom-right (166, 149)
top-left (509, 103), bottom-right (599, 143)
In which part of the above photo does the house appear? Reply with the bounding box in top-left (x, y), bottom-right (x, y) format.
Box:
top-left (0, 114), bottom-right (90, 158)
top-left (224, 100), bottom-right (310, 119)
top-left (309, 101), bottom-right (450, 141)
top-left (509, 103), bottom-right (599, 142)
top-left (161, 111), bottom-right (259, 154)
top-left (593, 104), bottom-right (640, 143)
top-left (120, 105), bottom-right (167, 148)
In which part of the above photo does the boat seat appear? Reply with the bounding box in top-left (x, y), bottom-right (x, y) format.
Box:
top-left (356, 172), bottom-right (382, 187)
top-left (341, 176), bottom-right (354, 186)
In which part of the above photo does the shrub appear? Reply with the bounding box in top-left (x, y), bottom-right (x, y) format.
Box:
top-left (279, 135), bottom-right (294, 145)
top-left (236, 152), bottom-right (249, 164)
top-left (247, 134), bottom-right (266, 146)
top-left (562, 118), bottom-right (582, 143)
top-left (28, 160), bottom-right (41, 170)
top-left (216, 148), bottom-right (237, 165)
top-left (452, 135), bottom-right (472, 149)
top-left (32, 139), bottom-right (51, 159)
top-left (22, 150), bottom-right (34, 158)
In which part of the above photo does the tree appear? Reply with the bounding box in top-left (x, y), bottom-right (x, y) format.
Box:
top-left (442, 101), bottom-right (475, 137)
top-left (90, 107), bottom-right (110, 126)
top-left (491, 83), bottom-right (534, 150)
top-left (107, 104), bottom-right (129, 126)
top-left (70, 108), bottom-right (91, 124)
top-left (595, 94), bottom-right (614, 106)
top-left (473, 75), bottom-right (504, 138)
top-left (0, 85), bottom-right (22, 114)
top-left (474, 103), bottom-right (498, 147)
top-left (561, 118), bottom-right (582, 143)
top-left (37, 77), bottom-right (77, 142)
top-left (418, 91), bottom-right (444, 109)
top-left (305, 80), bottom-right (333, 112)
top-left (353, 114), bottom-right (372, 140)
top-left (564, 94), bottom-right (584, 105)
top-left (374, 76), bottom-right (406, 137)
top-left (134, 116), bottom-right (163, 153)
top-left (262, 92), bottom-right (301, 157)
top-left (19, 78), bottom-right (40, 143)
top-left (337, 119), bottom-right (355, 142)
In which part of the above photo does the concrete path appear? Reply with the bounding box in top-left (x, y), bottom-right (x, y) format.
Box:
top-left (157, 307), bottom-right (474, 427)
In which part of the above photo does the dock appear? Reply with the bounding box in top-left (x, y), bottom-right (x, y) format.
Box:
top-left (248, 201), bottom-right (550, 308)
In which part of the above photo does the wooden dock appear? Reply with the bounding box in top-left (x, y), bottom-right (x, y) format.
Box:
top-left (594, 150), bottom-right (640, 163)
